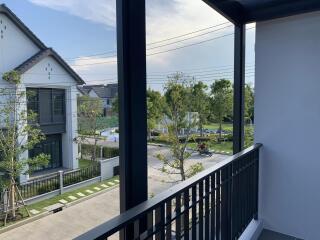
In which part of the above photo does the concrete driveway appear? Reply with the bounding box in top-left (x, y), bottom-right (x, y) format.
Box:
top-left (0, 146), bottom-right (228, 240)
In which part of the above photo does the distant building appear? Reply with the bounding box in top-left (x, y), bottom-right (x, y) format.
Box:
top-left (77, 84), bottom-right (118, 116)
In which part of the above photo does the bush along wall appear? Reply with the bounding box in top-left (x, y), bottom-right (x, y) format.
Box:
top-left (81, 144), bottom-right (119, 159)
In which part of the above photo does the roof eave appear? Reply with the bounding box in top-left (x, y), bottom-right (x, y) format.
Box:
top-left (0, 4), bottom-right (47, 49)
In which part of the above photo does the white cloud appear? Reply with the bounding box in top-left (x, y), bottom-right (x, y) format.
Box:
top-left (29, 0), bottom-right (255, 89)
top-left (29, 0), bottom-right (116, 28)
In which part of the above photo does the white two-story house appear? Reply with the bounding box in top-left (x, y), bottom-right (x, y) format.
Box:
top-left (0, 4), bottom-right (85, 182)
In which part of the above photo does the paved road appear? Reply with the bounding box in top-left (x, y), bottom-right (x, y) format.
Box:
top-left (0, 146), bottom-right (228, 240)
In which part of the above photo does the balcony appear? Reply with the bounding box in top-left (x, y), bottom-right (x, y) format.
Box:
top-left (71, 1), bottom-right (320, 239)
top-left (76, 144), bottom-right (261, 240)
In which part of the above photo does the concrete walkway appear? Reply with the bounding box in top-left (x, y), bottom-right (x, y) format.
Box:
top-left (0, 188), bottom-right (120, 240)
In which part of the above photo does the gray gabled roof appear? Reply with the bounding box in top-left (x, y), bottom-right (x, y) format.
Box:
top-left (81, 84), bottom-right (118, 98)
top-left (15, 48), bottom-right (85, 85)
top-left (0, 4), bottom-right (46, 49)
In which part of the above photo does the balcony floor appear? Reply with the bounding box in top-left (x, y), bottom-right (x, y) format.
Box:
top-left (259, 230), bottom-right (303, 240)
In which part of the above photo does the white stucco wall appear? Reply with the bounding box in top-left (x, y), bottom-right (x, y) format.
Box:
top-left (255, 11), bottom-right (320, 239)
top-left (0, 13), bottom-right (39, 77)
top-left (22, 56), bottom-right (79, 171)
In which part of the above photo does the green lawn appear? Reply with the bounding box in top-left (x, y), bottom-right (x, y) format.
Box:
top-left (204, 123), bottom-right (254, 132)
top-left (79, 159), bottom-right (93, 169)
top-left (204, 123), bottom-right (233, 132)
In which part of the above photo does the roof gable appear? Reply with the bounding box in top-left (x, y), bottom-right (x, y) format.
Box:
top-left (0, 4), bottom-right (46, 49)
top-left (15, 48), bottom-right (85, 85)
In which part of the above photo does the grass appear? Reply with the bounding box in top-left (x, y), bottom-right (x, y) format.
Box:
top-left (1, 176), bottom-right (120, 227)
top-left (204, 123), bottom-right (233, 132)
top-left (79, 159), bottom-right (93, 169)
top-left (203, 123), bottom-right (254, 132)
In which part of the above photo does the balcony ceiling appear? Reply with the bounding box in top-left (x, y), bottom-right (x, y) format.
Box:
top-left (204, 0), bottom-right (320, 24)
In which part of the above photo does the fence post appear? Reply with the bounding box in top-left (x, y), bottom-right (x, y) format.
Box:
top-left (59, 170), bottom-right (64, 195)
top-left (99, 160), bottom-right (102, 182)
top-left (100, 146), bottom-right (103, 159)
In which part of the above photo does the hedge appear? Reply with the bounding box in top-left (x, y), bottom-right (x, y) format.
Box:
top-left (81, 144), bottom-right (119, 159)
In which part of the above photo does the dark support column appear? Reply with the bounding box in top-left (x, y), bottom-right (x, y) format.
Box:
top-left (116, 0), bottom-right (148, 238)
top-left (233, 24), bottom-right (246, 154)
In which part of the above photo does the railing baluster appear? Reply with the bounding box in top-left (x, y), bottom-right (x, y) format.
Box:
top-left (216, 171), bottom-right (221, 240)
top-left (175, 193), bottom-right (181, 240)
top-left (205, 177), bottom-right (210, 240)
top-left (147, 211), bottom-right (153, 240)
top-left (191, 185), bottom-right (197, 239)
top-left (155, 206), bottom-right (165, 240)
top-left (183, 189), bottom-right (189, 240)
top-left (210, 173), bottom-right (216, 239)
top-left (165, 200), bottom-right (172, 240)
top-left (198, 180), bottom-right (203, 240)
top-left (133, 219), bottom-right (140, 240)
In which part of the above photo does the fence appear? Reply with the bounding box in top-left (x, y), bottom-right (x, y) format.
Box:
top-left (19, 172), bottom-right (60, 199)
top-left (63, 163), bottom-right (100, 187)
top-left (19, 162), bottom-right (101, 200)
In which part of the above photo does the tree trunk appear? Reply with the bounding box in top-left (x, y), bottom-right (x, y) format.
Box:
top-left (200, 125), bottom-right (203, 137)
top-left (219, 121), bottom-right (222, 143)
top-left (10, 179), bottom-right (16, 219)
top-left (92, 138), bottom-right (98, 161)
top-left (180, 158), bottom-right (186, 181)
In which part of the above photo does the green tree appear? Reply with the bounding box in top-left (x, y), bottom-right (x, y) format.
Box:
top-left (210, 79), bottom-right (233, 141)
top-left (191, 81), bottom-right (210, 136)
top-left (157, 73), bottom-right (203, 181)
top-left (0, 71), bottom-right (49, 221)
top-left (147, 89), bottom-right (163, 140)
top-left (78, 96), bottom-right (103, 161)
top-left (245, 84), bottom-right (254, 124)
top-left (111, 97), bottom-right (118, 115)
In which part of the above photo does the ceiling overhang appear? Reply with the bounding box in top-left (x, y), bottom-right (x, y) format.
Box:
top-left (203, 0), bottom-right (320, 25)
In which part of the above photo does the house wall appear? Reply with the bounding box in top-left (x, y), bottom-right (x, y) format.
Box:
top-left (0, 13), bottom-right (39, 77)
top-left (255, 11), bottom-right (320, 239)
top-left (22, 56), bottom-right (79, 171)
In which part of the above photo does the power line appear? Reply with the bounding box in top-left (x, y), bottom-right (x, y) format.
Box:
top-left (70, 27), bottom-right (255, 67)
top-left (65, 22), bottom-right (231, 61)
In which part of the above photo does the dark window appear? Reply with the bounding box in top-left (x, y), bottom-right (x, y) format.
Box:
top-left (53, 90), bottom-right (64, 115)
top-left (29, 134), bottom-right (62, 171)
top-left (27, 88), bottom-right (39, 123)
top-left (26, 88), bottom-right (65, 127)
top-left (39, 89), bottom-right (52, 124)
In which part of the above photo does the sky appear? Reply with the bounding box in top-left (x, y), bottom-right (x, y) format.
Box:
top-left (1, 0), bottom-right (255, 92)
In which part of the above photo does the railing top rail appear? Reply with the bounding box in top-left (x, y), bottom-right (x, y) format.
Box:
top-left (22, 172), bottom-right (59, 184)
top-left (64, 163), bottom-right (99, 175)
top-left (75, 143), bottom-right (262, 240)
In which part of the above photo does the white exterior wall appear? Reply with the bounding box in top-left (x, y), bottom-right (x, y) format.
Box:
top-left (0, 13), bottom-right (39, 77)
top-left (22, 56), bottom-right (79, 170)
top-left (255, 12), bottom-right (320, 239)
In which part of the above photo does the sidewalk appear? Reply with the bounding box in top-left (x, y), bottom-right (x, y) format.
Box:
top-left (0, 187), bottom-right (120, 240)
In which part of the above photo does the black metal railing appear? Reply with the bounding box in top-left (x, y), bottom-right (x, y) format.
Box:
top-left (19, 172), bottom-right (60, 199)
top-left (63, 162), bottom-right (100, 187)
top-left (76, 144), bottom-right (261, 240)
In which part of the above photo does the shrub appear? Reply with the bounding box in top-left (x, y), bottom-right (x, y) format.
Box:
top-left (81, 144), bottom-right (119, 159)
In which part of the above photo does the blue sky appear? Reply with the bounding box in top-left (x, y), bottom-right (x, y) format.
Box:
top-left (1, 0), bottom-right (255, 91)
